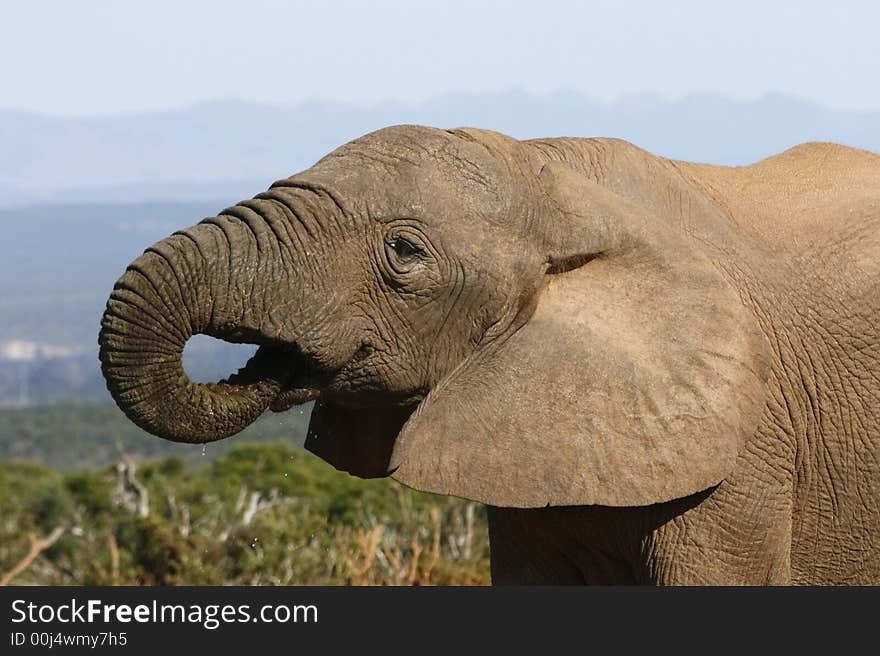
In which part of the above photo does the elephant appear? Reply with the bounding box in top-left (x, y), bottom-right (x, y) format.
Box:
top-left (98, 125), bottom-right (880, 585)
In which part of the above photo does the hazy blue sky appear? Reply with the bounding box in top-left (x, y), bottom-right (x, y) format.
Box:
top-left (3, 1), bottom-right (878, 116)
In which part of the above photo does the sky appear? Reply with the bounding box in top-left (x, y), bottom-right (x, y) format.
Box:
top-left (1, 1), bottom-right (878, 117)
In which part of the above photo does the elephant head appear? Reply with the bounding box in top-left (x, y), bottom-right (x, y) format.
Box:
top-left (99, 126), bottom-right (769, 508)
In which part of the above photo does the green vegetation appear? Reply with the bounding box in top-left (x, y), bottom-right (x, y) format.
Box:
top-left (0, 402), bottom-right (311, 468)
top-left (0, 404), bottom-right (490, 585)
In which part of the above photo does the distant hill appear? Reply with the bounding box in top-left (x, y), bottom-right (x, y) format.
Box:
top-left (1, 91), bottom-right (878, 207)
top-left (0, 402), bottom-right (310, 468)
top-left (0, 201), bottom-right (258, 405)
top-left (0, 201), bottom-right (226, 344)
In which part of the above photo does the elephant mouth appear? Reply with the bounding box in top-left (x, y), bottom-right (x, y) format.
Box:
top-left (218, 342), bottom-right (324, 413)
top-left (269, 386), bottom-right (322, 412)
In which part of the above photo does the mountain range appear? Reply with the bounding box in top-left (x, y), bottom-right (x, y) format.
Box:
top-left (1, 91), bottom-right (878, 208)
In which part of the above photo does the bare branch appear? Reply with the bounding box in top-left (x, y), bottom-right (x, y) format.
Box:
top-left (113, 460), bottom-right (149, 518)
top-left (108, 534), bottom-right (120, 586)
top-left (0, 527), bottom-right (65, 586)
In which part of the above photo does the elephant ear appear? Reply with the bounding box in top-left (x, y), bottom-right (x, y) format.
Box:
top-left (388, 161), bottom-right (770, 508)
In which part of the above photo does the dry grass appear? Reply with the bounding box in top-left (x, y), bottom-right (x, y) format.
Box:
top-left (339, 505), bottom-right (488, 585)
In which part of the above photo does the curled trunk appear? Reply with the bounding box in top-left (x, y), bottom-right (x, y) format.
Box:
top-left (99, 212), bottom-right (288, 443)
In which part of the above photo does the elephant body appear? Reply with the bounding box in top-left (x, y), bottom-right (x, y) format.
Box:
top-left (99, 126), bottom-right (880, 585)
top-left (487, 139), bottom-right (880, 584)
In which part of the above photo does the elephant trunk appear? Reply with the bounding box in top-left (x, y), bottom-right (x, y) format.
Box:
top-left (99, 207), bottom-right (291, 443)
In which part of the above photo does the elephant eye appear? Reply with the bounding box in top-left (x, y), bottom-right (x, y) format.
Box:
top-left (386, 237), bottom-right (422, 262)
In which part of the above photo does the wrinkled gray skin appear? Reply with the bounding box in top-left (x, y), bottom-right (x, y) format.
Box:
top-left (100, 126), bottom-right (880, 584)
